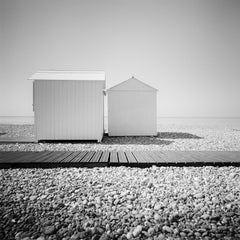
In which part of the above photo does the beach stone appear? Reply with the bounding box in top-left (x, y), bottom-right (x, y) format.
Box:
top-left (225, 193), bottom-right (235, 201)
top-left (132, 225), bottom-right (143, 237)
top-left (162, 225), bottom-right (172, 233)
top-left (202, 214), bottom-right (209, 219)
top-left (148, 227), bottom-right (155, 236)
top-left (36, 237), bottom-right (46, 240)
top-left (78, 231), bottom-right (86, 238)
top-left (195, 192), bottom-right (203, 199)
top-left (154, 203), bottom-right (161, 211)
top-left (99, 233), bottom-right (109, 240)
top-left (158, 233), bottom-right (165, 240)
top-left (44, 225), bottom-right (56, 235)
top-left (126, 232), bottom-right (132, 239)
top-left (29, 195), bottom-right (37, 201)
top-left (154, 213), bottom-right (161, 221)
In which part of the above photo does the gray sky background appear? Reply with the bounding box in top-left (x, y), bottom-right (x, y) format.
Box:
top-left (1, 0), bottom-right (240, 117)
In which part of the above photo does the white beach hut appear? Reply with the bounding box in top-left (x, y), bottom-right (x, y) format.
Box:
top-left (29, 70), bottom-right (105, 142)
top-left (107, 76), bottom-right (158, 136)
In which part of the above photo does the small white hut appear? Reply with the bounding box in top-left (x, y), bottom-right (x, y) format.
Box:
top-left (29, 70), bottom-right (105, 142)
top-left (107, 76), bottom-right (158, 136)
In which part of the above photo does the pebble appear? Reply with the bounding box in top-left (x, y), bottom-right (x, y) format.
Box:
top-left (99, 233), bottom-right (109, 240)
top-left (126, 232), bottom-right (132, 239)
top-left (44, 226), bottom-right (56, 235)
top-left (36, 237), bottom-right (46, 240)
top-left (158, 233), bottom-right (165, 240)
top-left (154, 213), bottom-right (161, 221)
top-left (132, 225), bottom-right (143, 237)
top-left (162, 225), bottom-right (172, 233)
top-left (1, 166), bottom-right (240, 240)
top-left (29, 195), bottom-right (37, 201)
top-left (154, 203), bottom-right (161, 211)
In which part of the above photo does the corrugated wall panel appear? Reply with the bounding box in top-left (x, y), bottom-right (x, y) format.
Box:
top-left (34, 80), bottom-right (104, 141)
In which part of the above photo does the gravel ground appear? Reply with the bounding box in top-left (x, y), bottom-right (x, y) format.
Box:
top-left (1, 166), bottom-right (240, 240)
top-left (0, 122), bottom-right (240, 151)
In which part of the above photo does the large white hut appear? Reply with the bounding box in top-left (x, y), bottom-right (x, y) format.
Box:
top-left (107, 76), bottom-right (158, 136)
top-left (29, 70), bottom-right (105, 142)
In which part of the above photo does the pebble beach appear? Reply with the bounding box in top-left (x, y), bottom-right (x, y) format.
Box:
top-left (0, 118), bottom-right (240, 151)
top-left (1, 119), bottom-right (240, 240)
top-left (1, 166), bottom-right (240, 240)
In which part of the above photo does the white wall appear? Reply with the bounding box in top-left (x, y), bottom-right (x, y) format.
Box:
top-left (108, 91), bottom-right (157, 136)
top-left (34, 80), bottom-right (105, 141)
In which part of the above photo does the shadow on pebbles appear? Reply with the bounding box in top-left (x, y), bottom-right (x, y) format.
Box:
top-left (1, 166), bottom-right (240, 240)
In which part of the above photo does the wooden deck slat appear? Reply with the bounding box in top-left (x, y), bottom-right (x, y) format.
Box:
top-left (20, 152), bottom-right (52, 163)
top-left (89, 151), bottom-right (103, 163)
top-left (41, 151), bottom-right (66, 163)
top-left (145, 151), bottom-right (160, 163)
top-left (132, 151), bottom-right (144, 163)
top-left (125, 151), bottom-right (137, 163)
top-left (2, 152), bottom-right (36, 163)
top-left (141, 151), bottom-right (156, 163)
top-left (61, 152), bottom-right (80, 162)
top-left (99, 151), bottom-right (110, 163)
top-left (71, 151), bottom-right (88, 162)
top-left (110, 151), bottom-right (118, 163)
top-left (159, 151), bottom-right (180, 163)
top-left (34, 151), bottom-right (55, 162)
top-left (152, 151), bottom-right (166, 163)
top-left (217, 151), bottom-right (240, 162)
top-left (0, 151), bottom-right (240, 167)
top-left (118, 151), bottom-right (128, 163)
top-left (50, 152), bottom-right (73, 163)
top-left (81, 151), bottom-right (96, 162)
top-left (0, 152), bottom-right (27, 162)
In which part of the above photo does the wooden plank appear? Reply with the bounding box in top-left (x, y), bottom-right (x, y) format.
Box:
top-left (20, 152), bottom-right (52, 163)
top-left (171, 151), bottom-right (191, 163)
top-left (192, 151), bottom-right (220, 163)
top-left (0, 151), bottom-right (26, 162)
top-left (160, 151), bottom-right (181, 163)
top-left (0, 152), bottom-right (27, 163)
top-left (49, 152), bottom-right (73, 163)
top-left (80, 151), bottom-right (95, 162)
top-left (89, 151), bottom-right (103, 163)
top-left (141, 151), bottom-right (156, 163)
top-left (132, 151), bottom-right (145, 163)
top-left (71, 151), bottom-right (88, 162)
top-left (109, 151), bottom-right (118, 163)
top-left (152, 151), bottom-right (167, 163)
top-left (61, 151), bottom-right (80, 162)
top-left (217, 151), bottom-right (240, 163)
top-left (2, 152), bottom-right (35, 163)
top-left (125, 151), bottom-right (137, 163)
top-left (98, 151), bottom-right (110, 163)
top-left (145, 151), bottom-right (159, 163)
top-left (41, 151), bottom-right (65, 162)
top-left (118, 151), bottom-right (128, 163)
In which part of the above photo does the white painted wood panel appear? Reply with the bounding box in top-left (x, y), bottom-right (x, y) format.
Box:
top-left (107, 77), bottom-right (157, 136)
top-left (33, 79), bottom-right (105, 141)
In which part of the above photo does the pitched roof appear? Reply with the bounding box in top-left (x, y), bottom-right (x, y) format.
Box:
top-left (29, 70), bottom-right (105, 81)
top-left (107, 76), bottom-right (158, 92)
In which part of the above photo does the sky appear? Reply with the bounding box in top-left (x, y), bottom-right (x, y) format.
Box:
top-left (0, 0), bottom-right (240, 117)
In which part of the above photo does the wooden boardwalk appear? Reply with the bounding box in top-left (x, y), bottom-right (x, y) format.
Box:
top-left (0, 151), bottom-right (240, 168)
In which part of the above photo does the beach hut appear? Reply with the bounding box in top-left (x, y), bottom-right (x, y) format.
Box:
top-left (107, 76), bottom-right (158, 136)
top-left (29, 70), bottom-right (105, 142)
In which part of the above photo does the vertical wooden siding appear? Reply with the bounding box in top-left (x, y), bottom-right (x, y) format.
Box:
top-left (34, 80), bottom-right (105, 141)
top-left (108, 91), bottom-right (157, 136)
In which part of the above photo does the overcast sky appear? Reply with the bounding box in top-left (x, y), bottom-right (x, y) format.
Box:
top-left (1, 0), bottom-right (240, 117)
